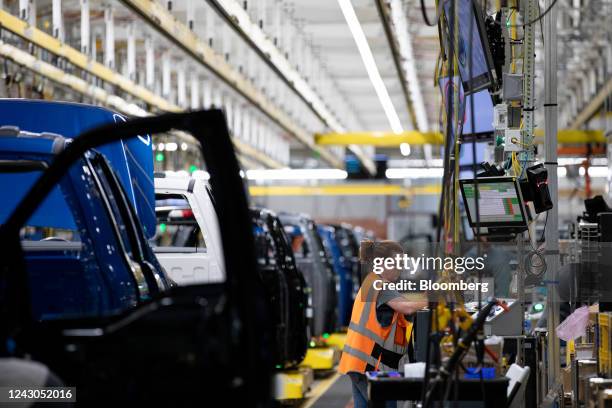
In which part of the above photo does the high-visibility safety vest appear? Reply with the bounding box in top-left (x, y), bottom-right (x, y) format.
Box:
top-left (338, 273), bottom-right (413, 374)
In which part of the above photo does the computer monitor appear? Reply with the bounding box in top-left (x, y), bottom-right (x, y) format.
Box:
top-left (459, 177), bottom-right (528, 233)
top-left (442, 0), bottom-right (496, 94)
top-left (438, 76), bottom-right (495, 138)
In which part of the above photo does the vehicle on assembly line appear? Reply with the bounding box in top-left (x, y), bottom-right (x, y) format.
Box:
top-left (0, 103), bottom-right (272, 404)
top-left (332, 223), bottom-right (362, 288)
top-left (0, 126), bottom-right (172, 316)
top-left (318, 224), bottom-right (361, 328)
top-left (279, 213), bottom-right (339, 338)
top-left (150, 173), bottom-right (308, 369)
top-left (0, 100), bottom-right (158, 238)
top-left (251, 208), bottom-right (309, 369)
top-left (152, 174), bottom-right (224, 285)
top-left (352, 226), bottom-right (376, 246)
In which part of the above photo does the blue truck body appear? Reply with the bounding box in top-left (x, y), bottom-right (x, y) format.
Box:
top-left (317, 224), bottom-right (356, 327)
top-left (0, 100), bottom-right (168, 321)
top-left (0, 99), bottom-right (156, 238)
top-left (0, 132), bottom-right (170, 321)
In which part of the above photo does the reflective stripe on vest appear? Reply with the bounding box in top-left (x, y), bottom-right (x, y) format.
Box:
top-left (348, 322), bottom-right (384, 344)
top-left (342, 345), bottom-right (381, 368)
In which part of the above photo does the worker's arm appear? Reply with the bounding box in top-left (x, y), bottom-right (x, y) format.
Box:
top-left (386, 298), bottom-right (428, 315)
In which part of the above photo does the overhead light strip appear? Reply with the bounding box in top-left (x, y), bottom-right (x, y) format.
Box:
top-left (385, 168), bottom-right (444, 179)
top-left (388, 0), bottom-right (429, 131)
top-left (207, 0), bottom-right (376, 175)
top-left (337, 0), bottom-right (404, 134)
top-left (246, 168), bottom-right (348, 181)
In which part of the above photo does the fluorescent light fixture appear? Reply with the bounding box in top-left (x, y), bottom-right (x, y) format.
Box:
top-left (246, 168), bottom-right (348, 180)
top-left (387, 158), bottom-right (444, 168)
top-left (399, 142), bottom-right (411, 156)
top-left (337, 0), bottom-right (403, 134)
top-left (165, 142), bottom-right (178, 152)
top-left (386, 168), bottom-right (444, 179)
top-left (579, 166), bottom-right (608, 178)
top-left (558, 157), bottom-right (584, 166)
top-left (557, 167), bottom-right (567, 177)
top-left (558, 157), bottom-right (607, 166)
top-left (557, 166), bottom-right (608, 178)
top-left (591, 158), bottom-right (607, 166)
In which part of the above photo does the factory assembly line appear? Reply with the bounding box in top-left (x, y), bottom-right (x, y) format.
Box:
top-left (0, 0), bottom-right (610, 406)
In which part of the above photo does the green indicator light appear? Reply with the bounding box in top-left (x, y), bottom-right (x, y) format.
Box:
top-left (189, 165), bottom-right (198, 173)
top-left (155, 152), bottom-right (165, 162)
top-left (159, 223), bottom-right (167, 233)
top-left (534, 303), bottom-right (543, 312)
top-left (323, 333), bottom-right (330, 339)
top-left (275, 365), bottom-right (282, 369)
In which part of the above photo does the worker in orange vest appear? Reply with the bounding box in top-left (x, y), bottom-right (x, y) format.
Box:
top-left (338, 240), bottom-right (427, 408)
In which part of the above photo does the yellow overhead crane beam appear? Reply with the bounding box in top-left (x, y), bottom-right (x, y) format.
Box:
top-left (315, 131), bottom-right (445, 146)
top-left (0, 9), bottom-right (283, 169)
top-left (315, 129), bottom-right (606, 146)
top-left (249, 184), bottom-right (442, 197)
top-left (533, 129), bottom-right (606, 144)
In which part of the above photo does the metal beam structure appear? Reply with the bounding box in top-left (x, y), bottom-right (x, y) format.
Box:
top-left (0, 9), bottom-right (178, 111)
top-left (374, 0), bottom-right (417, 129)
top-left (569, 77), bottom-right (612, 129)
top-left (206, 0), bottom-right (376, 175)
top-left (118, 0), bottom-right (344, 169)
top-left (374, 0), bottom-right (428, 133)
top-left (316, 130), bottom-right (605, 146)
top-left (0, 27), bottom-right (283, 169)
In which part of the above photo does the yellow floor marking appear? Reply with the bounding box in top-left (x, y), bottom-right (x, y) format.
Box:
top-left (301, 372), bottom-right (342, 408)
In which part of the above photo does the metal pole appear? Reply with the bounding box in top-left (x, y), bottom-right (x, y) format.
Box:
top-left (190, 71), bottom-right (199, 110)
top-left (126, 23), bottom-right (136, 81)
top-left (80, 0), bottom-right (90, 56)
top-left (52, 0), bottom-right (63, 41)
top-left (544, 0), bottom-right (560, 393)
top-left (145, 37), bottom-right (155, 89)
top-left (104, 5), bottom-right (114, 69)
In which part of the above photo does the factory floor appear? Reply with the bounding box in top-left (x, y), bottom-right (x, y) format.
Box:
top-left (301, 373), bottom-right (352, 408)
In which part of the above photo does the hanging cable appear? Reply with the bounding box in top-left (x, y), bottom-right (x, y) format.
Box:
top-left (420, 0), bottom-right (444, 27)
